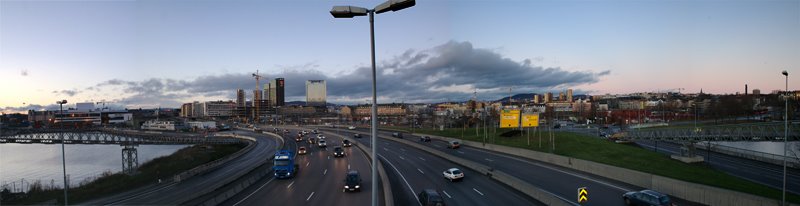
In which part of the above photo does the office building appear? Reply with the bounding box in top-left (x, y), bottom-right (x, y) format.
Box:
top-left (567, 89), bottom-right (573, 103)
top-left (544, 93), bottom-right (552, 103)
top-left (269, 78), bottom-right (285, 107)
top-left (180, 103), bottom-right (193, 117)
top-left (306, 80), bottom-right (327, 106)
top-left (203, 100), bottom-right (236, 117)
top-left (236, 89), bottom-right (245, 107)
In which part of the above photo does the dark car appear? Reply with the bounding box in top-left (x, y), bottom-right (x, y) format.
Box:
top-left (353, 133), bottom-right (362, 138)
top-left (333, 146), bottom-right (345, 157)
top-left (308, 137), bottom-right (316, 144)
top-left (447, 141), bottom-right (460, 149)
top-left (420, 136), bottom-right (431, 142)
top-left (343, 139), bottom-right (352, 147)
top-left (418, 189), bottom-right (445, 206)
top-left (343, 170), bottom-right (362, 192)
top-left (623, 190), bottom-right (674, 206)
top-left (392, 132), bottom-right (403, 138)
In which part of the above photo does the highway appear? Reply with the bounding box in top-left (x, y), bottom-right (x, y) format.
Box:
top-left (323, 128), bottom-right (542, 206)
top-left (636, 140), bottom-right (800, 195)
top-left (336, 128), bottom-right (702, 206)
top-left (222, 128), bottom-right (376, 206)
top-left (80, 129), bottom-right (279, 205)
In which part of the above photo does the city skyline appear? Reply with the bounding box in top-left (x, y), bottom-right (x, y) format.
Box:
top-left (1, 0), bottom-right (798, 112)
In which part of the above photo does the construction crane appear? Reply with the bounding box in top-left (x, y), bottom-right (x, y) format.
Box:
top-left (252, 69), bottom-right (265, 122)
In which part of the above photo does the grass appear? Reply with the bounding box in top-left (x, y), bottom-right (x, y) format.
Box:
top-left (385, 126), bottom-right (800, 203)
top-left (1, 143), bottom-right (246, 205)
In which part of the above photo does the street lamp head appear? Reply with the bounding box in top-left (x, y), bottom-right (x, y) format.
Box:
top-left (330, 6), bottom-right (368, 18)
top-left (783, 70), bottom-right (789, 76)
top-left (375, 0), bottom-right (416, 14)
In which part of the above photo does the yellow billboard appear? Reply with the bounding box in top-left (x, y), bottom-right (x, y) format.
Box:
top-left (521, 113), bottom-right (539, 127)
top-left (500, 109), bottom-right (520, 128)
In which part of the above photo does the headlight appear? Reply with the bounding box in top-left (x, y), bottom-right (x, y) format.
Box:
top-left (344, 186), bottom-right (349, 188)
top-left (287, 172), bottom-right (291, 175)
top-left (355, 185), bottom-right (360, 188)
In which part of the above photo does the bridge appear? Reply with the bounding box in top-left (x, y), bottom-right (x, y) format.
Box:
top-left (0, 128), bottom-right (243, 174)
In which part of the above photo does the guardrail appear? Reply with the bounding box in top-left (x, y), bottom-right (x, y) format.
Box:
top-left (695, 142), bottom-right (800, 169)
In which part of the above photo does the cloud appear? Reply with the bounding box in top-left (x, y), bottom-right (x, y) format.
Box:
top-left (21, 69), bottom-right (28, 76)
top-left (84, 41), bottom-right (609, 107)
top-left (52, 89), bottom-right (79, 97)
top-left (1, 104), bottom-right (61, 114)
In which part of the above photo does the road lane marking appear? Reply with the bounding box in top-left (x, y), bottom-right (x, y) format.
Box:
top-left (324, 169), bottom-right (328, 175)
top-left (348, 164), bottom-right (351, 169)
top-left (328, 156), bottom-right (331, 160)
top-left (400, 148), bottom-right (406, 152)
top-left (232, 177), bottom-right (275, 206)
top-left (485, 158), bottom-right (494, 162)
top-left (418, 157), bottom-right (426, 161)
top-left (379, 154), bottom-right (422, 206)
top-left (417, 168), bottom-right (424, 174)
top-left (383, 147), bottom-right (389, 151)
top-left (473, 188), bottom-right (484, 196)
top-left (399, 155), bottom-right (405, 160)
top-left (287, 181), bottom-right (294, 188)
top-left (456, 150), bottom-right (464, 154)
top-left (306, 162), bottom-right (310, 167)
top-left (306, 192), bottom-right (315, 201)
top-left (442, 190), bottom-right (452, 198)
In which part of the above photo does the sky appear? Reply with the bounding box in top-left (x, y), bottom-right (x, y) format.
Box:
top-left (1, 0), bottom-right (798, 112)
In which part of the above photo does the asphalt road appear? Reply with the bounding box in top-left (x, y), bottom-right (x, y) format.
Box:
top-left (222, 128), bottom-right (375, 206)
top-left (636, 140), bottom-right (800, 195)
top-left (82, 129), bottom-right (279, 205)
top-left (340, 128), bottom-right (702, 206)
top-left (326, 128), bottom-right (542, 206)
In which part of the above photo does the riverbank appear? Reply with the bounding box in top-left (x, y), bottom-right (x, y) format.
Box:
top-left (0, 143), bottom-right (246, 205)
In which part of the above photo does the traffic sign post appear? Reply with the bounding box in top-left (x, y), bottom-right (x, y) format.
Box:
top-left (578, 187), bottom-right (588, 204)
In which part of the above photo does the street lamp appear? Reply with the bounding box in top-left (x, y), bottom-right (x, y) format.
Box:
top-left (782, 70), bottom-right (789, 206)
top-left (56, 99), bottom-right (68, 205)
top-left (330, 1), bottom-right (415, 205)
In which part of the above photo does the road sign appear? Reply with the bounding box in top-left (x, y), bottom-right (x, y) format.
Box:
top-left (578, 187), bottom-right (588, 203)
top-left (500, 109), bottom-right (520, 128)
top-left (521, 113), bottom-right (539, 127)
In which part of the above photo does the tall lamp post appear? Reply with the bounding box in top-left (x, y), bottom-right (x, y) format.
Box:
top-left (783, 70), bottom-right (789, 206)
top-left (56, 99), bottom-right (68, 205)
top-left (330, 1), bottom-right (415, 206)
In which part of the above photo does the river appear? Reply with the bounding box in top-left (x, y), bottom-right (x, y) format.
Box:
top-left (0, 143), bottom-right (187, 192)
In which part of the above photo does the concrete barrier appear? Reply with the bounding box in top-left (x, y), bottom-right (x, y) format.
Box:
top-left (416, 133), bottom-right (792, 206)
top-left (173, 134), bottom-right (256, 182)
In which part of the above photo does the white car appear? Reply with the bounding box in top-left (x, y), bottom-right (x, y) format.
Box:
top-left (318, 139), bottom-right (327, 148)
top-left (348, 126), bottom-right (356, 130)
top-left (317, 134), bottom-right (325, 139)
top-left (443, 168), bottom-right (464, 182)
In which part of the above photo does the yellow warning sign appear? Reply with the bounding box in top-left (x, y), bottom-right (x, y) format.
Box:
top-left (499, 109), bottom-right (520, 128)
top-left (521, 113), bottom-right (539, 127)
top-left (578, 187), bottom-right (588, 203)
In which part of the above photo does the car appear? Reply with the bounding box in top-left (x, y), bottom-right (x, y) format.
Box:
top-left (273, 128), bottom-right (279, 132)
top-left (343, 170), bottom-right (362, 192)
top-left (283, 129), bottom-right (290, 134)
top-left (333, 146), bottom-right (345, 157)
top-left (417, 189), bottom-right (446, 206)
top-left (447, 141), bottom-right (460, 149)
top-left (343, 139), bottom-right (352, 147)
top-left (353, 133), bottom-right (362, 138)
top-left (553, 124), bottom-right (561, 129)
top-left (298, 146), bottom-right (307, 155)
top-left (420, 136), bottom-right (431, 142)
top-left (442, 168), bottom-right (464, 182)
top-left (317, 134), bottom-right (325, 139)
top-left (623, 190), bottom-right (674, 206)
top-left (308, 137), bottom-right (316, 144)
top-left (313, 129), bottom-right (319, 134)
top-left (295, 135), bottom-right (303, 142)
top-left (348, 126), bottom-right (356, 130)
top-left (318, 139), bottom-right (327, 148)
top-left (392, 132), bottom-right (403, 138)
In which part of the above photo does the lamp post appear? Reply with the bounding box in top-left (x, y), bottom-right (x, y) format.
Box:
top-left (330, 1), bottom-right (415, 205)
top-left (56, 99), bottom-right (68, 205)
top-left (782, 70), bottom-right (789, 206)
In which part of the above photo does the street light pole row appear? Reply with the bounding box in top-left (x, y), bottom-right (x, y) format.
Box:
top-left (56, 99), bottom-right (68, 205)
top-left (330, 1), bottom-right (415, 206)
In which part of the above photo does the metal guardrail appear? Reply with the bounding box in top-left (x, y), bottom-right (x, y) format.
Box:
top-left (624, 123), bottom-right (800, 141)
top-left (0, 128), bottom-right (240, 145)
top-left (696, 142), bottom-right (800, 169)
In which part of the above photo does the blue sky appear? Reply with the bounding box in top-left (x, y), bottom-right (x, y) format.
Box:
top-left (1, 0), bottom-right (798, 111)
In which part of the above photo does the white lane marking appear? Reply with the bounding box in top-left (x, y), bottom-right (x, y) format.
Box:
top-left (417, 168), bottom-right (425, 174)
top-left (324, 169), bottom-right (328, 175)
top-left (379, 154), bottom-right (422, 206)
top-left (442, 190), bottom-right (452, 198)
top-left (232, 177), bottom-right (275, 206)
top-left (328, 156), bottom-right (331, 160)
top-left (399, 155), bottom-right (405, 160)
top-left (473, 188), bottom-right (484, 196)
top-left (418, 157), bottom-right (426, 161)
top-left (111, 182), bottom-right (178, 204)
top-left (348, 164), bottom-right (351, 169)
top-left (485, 158), bottom-right (494, 162)
top-left (383, 147), bottom-right (389, 151)
top-left (456, 150), bottom-right (464, 154)
top-left (287, 181), bottom-right (295, 188)
top-left (400, 148), bottom-right (406, 152)
top-left (306, 192), bottom-right (315, 201)
top-left (306, 162), bottom-right (310, 167)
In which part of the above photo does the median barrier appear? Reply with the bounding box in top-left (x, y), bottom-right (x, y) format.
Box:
top-left (417, 133), bottom-right (793, 206)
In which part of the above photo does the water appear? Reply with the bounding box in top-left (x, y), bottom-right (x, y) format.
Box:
top-left (0, 143), bottom-right (187, 192)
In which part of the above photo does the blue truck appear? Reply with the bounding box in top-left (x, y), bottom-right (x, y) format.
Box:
top-left (273, 150), bottom-right (299, 178)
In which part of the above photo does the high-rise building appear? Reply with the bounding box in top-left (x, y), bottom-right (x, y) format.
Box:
top-left (567, 89), bottom-right (573, 103)
top-left (306, 80), bottom-right (327, 106)
top-left (269, 78), bottom-right (285, 107)
top-left (559, 92), bottom-right (566, 102)
top-left (544, 93), bottom-right (552, 103)
top-left (533, 94), bottom-right (540, 104)
top-left (236, 89), bottom-right (245, 108)
top-left (180, 103), bottom-right (193, 117)
top-left (753, 89), bottom-right (761, 95)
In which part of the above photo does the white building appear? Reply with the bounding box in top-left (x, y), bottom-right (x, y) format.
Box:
top-left (203, 100), bottom-right (235, 117)
top-left (306, 80), bottom-right (327, 106)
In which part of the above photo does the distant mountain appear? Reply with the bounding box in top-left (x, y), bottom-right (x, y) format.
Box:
top-left (494, 93), bottom-right (539, 103)
top-left (284, 101), bottom-right (338, 107)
